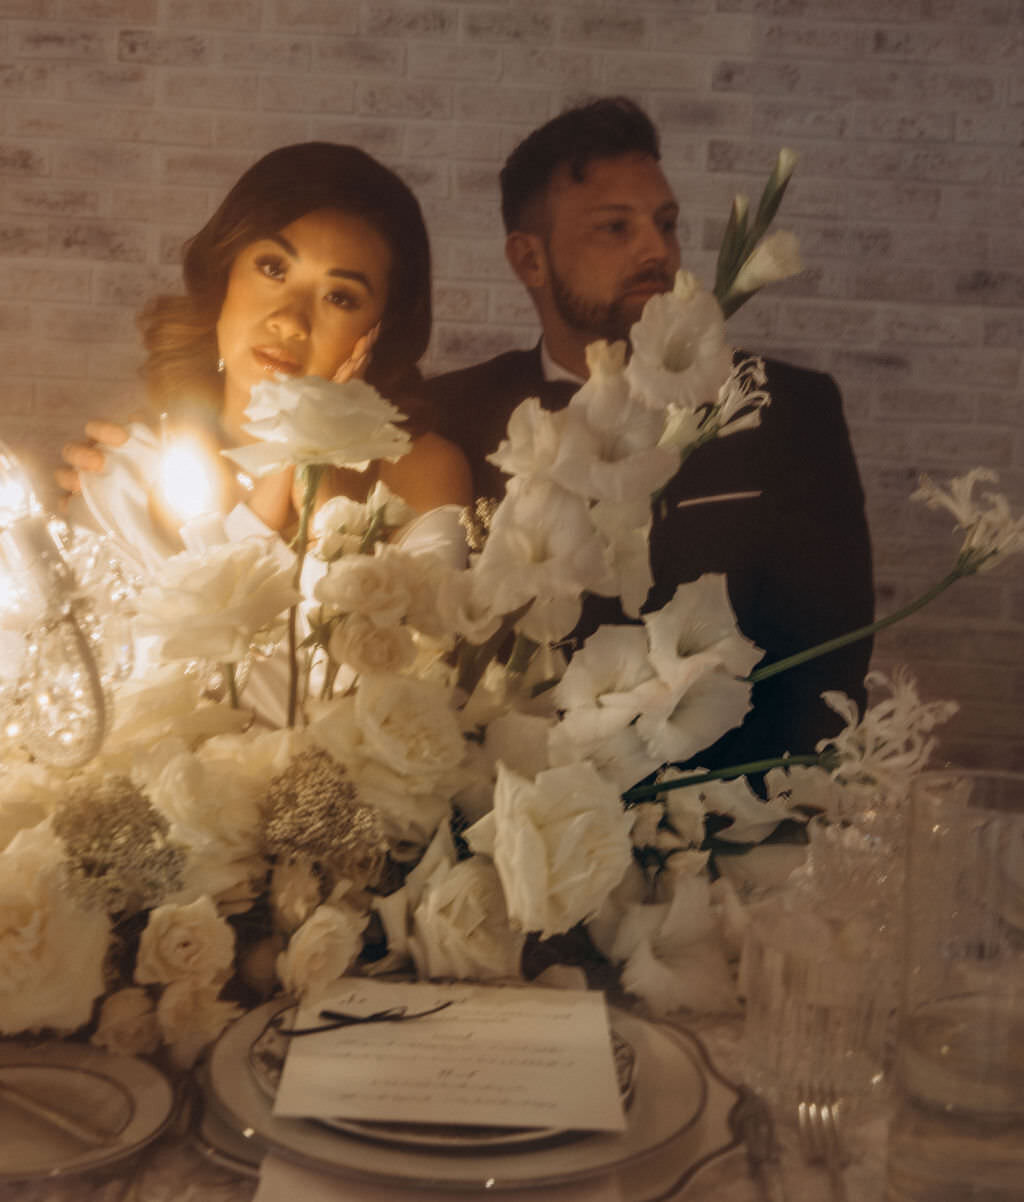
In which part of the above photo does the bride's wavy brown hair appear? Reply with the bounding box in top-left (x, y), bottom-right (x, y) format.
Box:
top-left (139, 142), bottom-right (434, 433)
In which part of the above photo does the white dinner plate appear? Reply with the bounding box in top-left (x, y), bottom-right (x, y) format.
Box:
top-left (206, 1000), bottom-right (707, 1191)
top-left (0, 1040), bottom-right (176, 1182)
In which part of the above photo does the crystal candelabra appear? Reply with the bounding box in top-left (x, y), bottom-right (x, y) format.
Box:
top-left (0, 442), bottom-right (133, 769)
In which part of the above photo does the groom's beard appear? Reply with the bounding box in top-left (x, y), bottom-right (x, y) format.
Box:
top-left (548, 262), bottom-right (673, 345)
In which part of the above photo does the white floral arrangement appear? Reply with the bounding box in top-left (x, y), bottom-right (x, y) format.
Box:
top-left (2, 152), bottom-right (1022, 1070)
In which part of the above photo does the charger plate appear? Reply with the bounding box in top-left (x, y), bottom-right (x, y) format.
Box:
top-left (0, 1040), bottom-right (175, 1182)
top-left (203, 1001), bottom-right (732, 1193)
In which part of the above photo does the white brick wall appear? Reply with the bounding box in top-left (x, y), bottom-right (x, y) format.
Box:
top-left (0, 0), bottom-right (1021, 768)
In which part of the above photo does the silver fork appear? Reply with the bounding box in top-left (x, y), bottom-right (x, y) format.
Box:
top-left (796, 1088), bottom-right (849, 1202)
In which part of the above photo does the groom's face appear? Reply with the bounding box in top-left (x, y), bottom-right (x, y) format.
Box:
top-left (537, 153), bottom-right (681, 344)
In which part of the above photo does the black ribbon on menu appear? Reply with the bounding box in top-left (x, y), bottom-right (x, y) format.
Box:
top-left (274, 1000), bottom-right (454, 1038)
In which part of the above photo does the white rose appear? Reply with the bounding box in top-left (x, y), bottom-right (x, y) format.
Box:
top-left (276, 903), bottom-right (368, 1001)
top-left (91, 987), bottom-right (160, 1057)
top-left (329, 612), bottom-right (416, 676)
top-left (135, 539), bottom-right (298, 663)
top-left (626, 270), bottom-right (733, 414)
top-left (156, 979), bottom-right (242, 1069)
top-left (355, 673), bottom-right (465, 779)
top-left (468, 761), bottom-right (633, 939)
top-left (411, 857), bottom-right (525, 981)
top-left (135, 895), bottom-right (235, 986)
top-left (314, 546), bottom-right (412, 625)
top-left (0, 825), bottom-right (110, 1035)
top-left (224, 375), bottom-right (411, 476)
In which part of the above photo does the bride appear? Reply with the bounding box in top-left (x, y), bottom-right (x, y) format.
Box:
top-left (57, 141), bottom-right (471, 569)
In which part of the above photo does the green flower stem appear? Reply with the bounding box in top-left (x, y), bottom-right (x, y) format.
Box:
top-left (507, 631), bottom-right (538, 676)
top-left (748, 567), bottom-right (964, 686)
top-left (623, 752), bottom-right (825, 804)
top-left (286, 464), bottom-right (324, 728)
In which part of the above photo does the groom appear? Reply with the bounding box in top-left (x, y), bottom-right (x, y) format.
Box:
top-left (424, 97), bottom-right (874, 773)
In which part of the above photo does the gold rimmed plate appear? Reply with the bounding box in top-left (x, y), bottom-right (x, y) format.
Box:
top-left (0, 1041), bottom-right (175, 1182)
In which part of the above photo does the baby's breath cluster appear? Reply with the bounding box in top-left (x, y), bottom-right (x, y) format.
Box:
top-left (52, 775), bottom-right (185, 914)
top-left (263, 747), bottom-right (388, 889)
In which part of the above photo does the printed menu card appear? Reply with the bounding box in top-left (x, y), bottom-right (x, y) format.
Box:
top-left (273, 979), bottom-right (627, 1132)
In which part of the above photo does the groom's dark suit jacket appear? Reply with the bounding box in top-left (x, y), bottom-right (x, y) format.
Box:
top-left (423, 346), bottom-right (874, 773)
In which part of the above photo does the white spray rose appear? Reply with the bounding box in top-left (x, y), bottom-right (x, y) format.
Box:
top-left (135, 539), bottom-right (298, 663)
top-left (135, 894), bottom-right (235, 986)
top-left (224, 375), bottom-right (411, 476)
top-left (329, 611), bottom-right (416, 676)
top-left (91, 987), bottom-right (160, 1057)
top-left (0, 825), bottom-right (110, 1035)
top-left (315, 545), bottom-right (412, 624)
top-left (156, 979), bottom-right (242, 1069)
top-left (276, 903), bottom-right (368, 1001)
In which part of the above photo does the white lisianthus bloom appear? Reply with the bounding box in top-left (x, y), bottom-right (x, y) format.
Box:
top-left (625, 271), bottom-right (734, 414)
top-left (223, 375), bottom-right (411, 476)
top-left (156, 979), bottom-right (242, 1069)
top-left (0, 824), bottom-right (110, 1035)
top-left (554, 625), bottom-right (655, 718)
top-left (633, 661), bottom-right (752, 764)
top-left (589, 497), bottom-right (654, 617)
top-left (597, 873), bottom-right (740, 1016)
top-left (135, 540), bottom-right (298, 663)
top-left (693, 776), bottom-right (805, 843)
top-left (410, 856), bottom-right (525, 981)
top-left (550, 342), bottom-right (678, 503)
top-left (329, 611), bottom-right (416, 676)
top-left (912, 467), bottom-right (1024, 573)
top-left (820, 667), bottom-right (958, 800)
top-left (434, 568), bottom-right (503, 646)
top-left (645, 575), bottom-right (763, 688)
top-left (91, 987), bottom-right (161, 1057)
top-left (548, 720), bottom-right (661, 796)
top-left (135, 894), bottom-right (235, 986)
top-left (276, 902), bottom-right (368, 1001)
top-left (488, 396), bottom-right (571, 480)
top-left (468, 761), bottom-right (634, 938)
top-left (314, 544), bottom-right (412, 625)
top-left (730, 230), bottom-right (803, 297)
top-left (472, 477), bottom-right (612, 634)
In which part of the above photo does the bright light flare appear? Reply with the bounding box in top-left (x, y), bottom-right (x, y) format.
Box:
top-left (158, 437), bottom-right (219, 522)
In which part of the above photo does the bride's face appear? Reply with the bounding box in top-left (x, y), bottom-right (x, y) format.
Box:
top-left (216, 207), bottom-right (392, 439)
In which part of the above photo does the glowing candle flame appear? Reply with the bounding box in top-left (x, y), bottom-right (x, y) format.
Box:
top-left (158, 437), bottom-right (219, 522)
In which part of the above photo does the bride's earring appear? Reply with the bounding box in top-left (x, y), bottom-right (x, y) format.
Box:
top-left (216, 357), bottom-right (225, 373)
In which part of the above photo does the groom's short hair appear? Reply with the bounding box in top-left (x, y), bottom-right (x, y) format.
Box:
top-left (499, 96), bottom-right (662, 234)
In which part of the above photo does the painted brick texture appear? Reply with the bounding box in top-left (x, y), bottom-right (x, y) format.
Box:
top-left (0, 1), bottom-right (1020, 767)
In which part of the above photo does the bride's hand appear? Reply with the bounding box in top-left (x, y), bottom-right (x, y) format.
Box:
top-left (330, 322), bottom-right (380, 384)
top-left (56, 419), bottom-right (129, 494)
